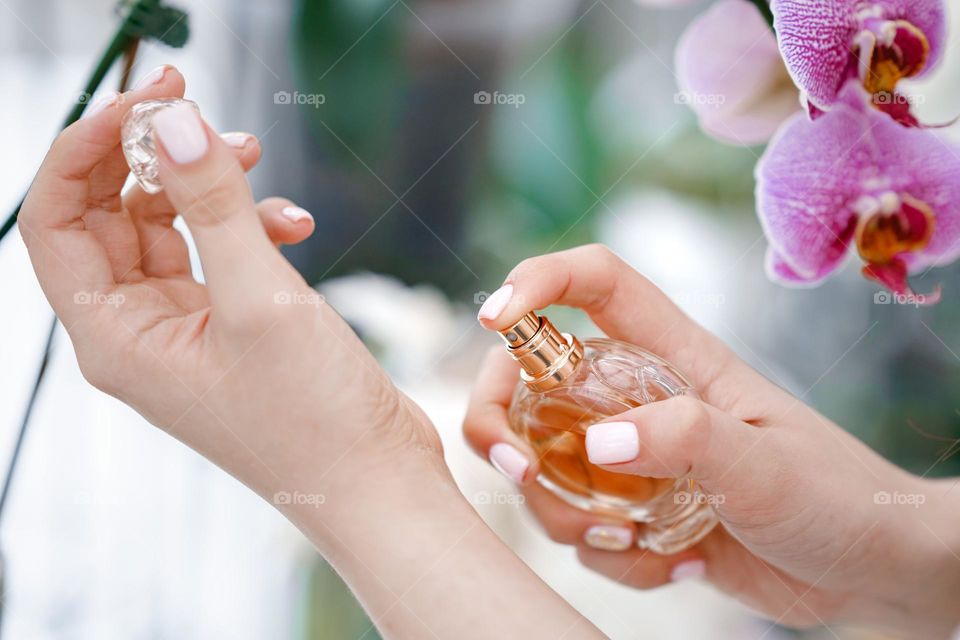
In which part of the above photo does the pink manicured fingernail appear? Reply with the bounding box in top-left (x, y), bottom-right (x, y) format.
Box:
top-left (221, 131), bottom-right (254, 148)
top-left (670, 559), bottom-right (706, 582)
top-left (281, 206), bottom-right (313, 223)
top-left (133, 65), bottom-right (168, 90)
top-left (478, 284), bottom-right (513, 321)
top-left (153, 103), bottom-right (208, 164)
top-left (83, 91), bottom-right (120, 119)
top-left (489, 443), bottom-right (528, 483)
top-left (584, 525), bottom-right (633, 551)
top-left (586, 421), bottom-right (639, 464)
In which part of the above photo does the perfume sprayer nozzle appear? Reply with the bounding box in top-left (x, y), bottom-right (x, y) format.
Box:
top-left (497, 312), bottom-right (584, 393)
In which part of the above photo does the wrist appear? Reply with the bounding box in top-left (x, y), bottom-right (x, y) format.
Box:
top-left (856, 476), bottom-right (960, 637)
top-left (274, 394), bottom-right (452, 538)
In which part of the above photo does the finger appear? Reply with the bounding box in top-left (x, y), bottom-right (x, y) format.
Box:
top-left (463, 346), bottom-right (540, 485)
top-left (127, 132), bottom-right (262, 279)
top-left (576, 543), bottom-right (706, 590)
top-left (520, 481), bottom-right (637, 550)
top-left (18, 66), bottom-right (186, 325)
top-left (152, 102), bottom-right (301, 319)
top-left (86, 65), bottom-right (187, 207)
top-left (255, 198), bottom-right (315, 247)
top-left (583, 396), bottom-right (770, 494)
top-left (62, 67), bottom-right (189, 282)
top-left (476, 244), bottom-right (739, 393)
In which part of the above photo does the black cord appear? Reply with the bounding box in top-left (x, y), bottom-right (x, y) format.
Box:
top-left (0, 317), bottom-right (56, 523)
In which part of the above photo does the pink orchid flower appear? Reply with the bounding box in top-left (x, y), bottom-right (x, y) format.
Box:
top-left (772, 0), bottom-right (946, 123)
top-left (676, 0), bottom-right (801, 145)
top-left (756, 82), bottom-right (960, 302)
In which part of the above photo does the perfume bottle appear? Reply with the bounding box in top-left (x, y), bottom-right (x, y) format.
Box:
top-left (500, 311), bottom-right (718, 554)
top-left (121, 98), bottom-right (200, 194)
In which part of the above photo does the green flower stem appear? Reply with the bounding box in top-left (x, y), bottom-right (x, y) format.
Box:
top-left (0, 3), bottom-right (144, 243)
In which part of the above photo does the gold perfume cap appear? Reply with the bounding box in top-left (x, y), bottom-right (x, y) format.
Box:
top-left (498, 312), bottom-right (584, 393)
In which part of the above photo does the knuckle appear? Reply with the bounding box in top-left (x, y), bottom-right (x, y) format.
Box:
top-left (667, 396), bottom-right (710, 445)
top-left (581, 243), bottom-right (622, 270)
top-left (178, 169), bottom-right (252, 225)
top-left (509, 255), bottom-right (543, 281)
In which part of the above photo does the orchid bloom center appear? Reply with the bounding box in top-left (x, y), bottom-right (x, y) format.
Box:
top-left (855, 192), bottom-right (934, 265)
top-left (854, 19), bottom-right (930, 96)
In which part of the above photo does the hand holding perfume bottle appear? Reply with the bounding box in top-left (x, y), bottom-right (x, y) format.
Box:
top-left (16, 63), bottom-right (960, 639)
top-left (468, 244), bottom-right (960, 637)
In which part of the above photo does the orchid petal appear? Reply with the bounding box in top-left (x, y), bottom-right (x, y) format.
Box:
top-left (676, 0), bottom-right (800, 145)
top-left (772, 0), bottom-right (945, 109)
top-left (757, 82), bottom-right (960, 289)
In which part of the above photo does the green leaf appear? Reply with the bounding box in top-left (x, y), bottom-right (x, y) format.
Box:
top-left (121, 0), bottom-right (190, 48)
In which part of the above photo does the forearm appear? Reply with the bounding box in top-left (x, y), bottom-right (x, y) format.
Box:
top-left (853, 476), bottom-right (960, 638)
top-left (282, 451), bottom-right (602, 639)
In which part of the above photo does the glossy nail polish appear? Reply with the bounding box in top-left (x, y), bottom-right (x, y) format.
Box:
top-left (498, 311), bottom-right (717, 554)
top-left (121, 98), bottom-right (200, 194)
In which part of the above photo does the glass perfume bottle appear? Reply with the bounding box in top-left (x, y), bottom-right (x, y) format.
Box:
top-left (121, 98), bottom-right (200, 194)
top-left (500, 311), bottom-right (718, 554)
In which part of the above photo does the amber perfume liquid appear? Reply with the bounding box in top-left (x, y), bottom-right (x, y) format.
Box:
top-left (503, 321), bottom-right (718, 554)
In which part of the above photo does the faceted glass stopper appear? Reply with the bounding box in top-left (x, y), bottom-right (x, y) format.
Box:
top-left (121, 98), bottom-right (199, 194)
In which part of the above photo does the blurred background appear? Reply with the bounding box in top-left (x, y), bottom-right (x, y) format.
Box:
top-left (1, 0), bottom-right (959, 638)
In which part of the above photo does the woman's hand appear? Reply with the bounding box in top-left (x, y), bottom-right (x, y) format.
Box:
top-left (465, 244), bottom-right (960, 638)
top-left (19, 64), bottom-right (443, 515)
top-left (19, 66), bottom-right (610, 639)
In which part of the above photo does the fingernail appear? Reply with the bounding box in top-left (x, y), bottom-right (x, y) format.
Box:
top-left (153, 103), bottom-right (208, 164)
top-left (133, 65), bottom-right (168, 90)
top-left (670, 559), bottom-right (706, 582)
top-left (281, 206), bottom-right (313, 223)
top-left (489, 443), bottom-right (529, 483)
top-left (83, 91), bottom-right (120, 119)
top-left (584, 525), bottom-right (633, 551)
top-left (221, 131), bottom-right (254, 148)
top-left (478, 284), bottom-right (513, 321)
top-left (585, 421), bottom-right (639, 465)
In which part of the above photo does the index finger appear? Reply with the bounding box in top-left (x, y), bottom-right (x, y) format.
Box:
top-left (476, 244), bottom-right (737, 392)
top-left (19, 68), bottom-right (188, 326)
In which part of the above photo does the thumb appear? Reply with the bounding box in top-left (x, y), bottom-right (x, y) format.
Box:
top-left (152, 102), bottom-right (300, 316)
top-left (583, 396), bottom-right (769, 491)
